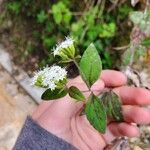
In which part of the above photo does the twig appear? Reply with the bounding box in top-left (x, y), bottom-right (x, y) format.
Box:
top-left (107, 0), bottom-right (119, 13)
top-left (129, 44), bottom-right (136, 67)
top-left (98, 0), bottom-right (106, 18)
top-left (79, 26), bottom-right (89, 43)
top-left (113, 45), bottom-right (130, 50)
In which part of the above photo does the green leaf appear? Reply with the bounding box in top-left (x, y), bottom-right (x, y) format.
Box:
top-left (68, 86), bottom-right (86, 101)
top-left (43, 36), bottom-right (56, 49)
top-left (99, 22), bottom-right (116, 38)
top-left (141, 37), bottom-right (150, 47)
top-left (87, 25), bottom-right (101, 41)
top-left (85, 94), bottom-right (107, 133)
top-left (52, 4), bottom-right (62, 24)
top-left (118, 4), bottom-right (133, 19)
top-left (53, 12), bottom-right (62, 24)
top-left (102, 91), bottom-right (123, 122)
top-left (37, 10), bottom-right (48, 23)
top-left (41, 88), bottom-right (67, 100)
top-left (79, 43), bottom-right (102, 87)
top-left (7, 2), bottom-right (21, 15)
top-left (63, 10), bottom-right (72, 25)
top-left (129, 11), bottom-right (144, 25)
top-left (135, 46), bottom-right (147, 58)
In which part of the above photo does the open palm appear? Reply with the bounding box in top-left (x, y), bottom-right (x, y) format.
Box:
top-left (32, 70), bottom-right (150, 150)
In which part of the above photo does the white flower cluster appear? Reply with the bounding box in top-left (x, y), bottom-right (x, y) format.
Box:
top-left (53, 37), bottom-right (74, 56)
top-left (32, 66), bottom-right (67, 90)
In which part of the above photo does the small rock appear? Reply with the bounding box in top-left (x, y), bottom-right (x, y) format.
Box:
top-left (143, 139), bottom-right (149, 144)
top-left (5, 83), bottom-right (18, 97)
top-left (0, 47), bottom-right (13, 73)
top-left (133, 145), bottom-right (143, 150)
top-left (129, 137), bottom-right (140, 143)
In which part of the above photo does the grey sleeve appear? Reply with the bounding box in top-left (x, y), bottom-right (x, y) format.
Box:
top-left (13, 116), bottom-right (77, 150)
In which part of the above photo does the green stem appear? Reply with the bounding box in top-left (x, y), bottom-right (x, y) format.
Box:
top-left (72, 59), bottom-right (80, 72)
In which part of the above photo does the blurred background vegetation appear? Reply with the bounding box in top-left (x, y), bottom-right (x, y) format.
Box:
top-left (0, 0), bottom-right (150, 75)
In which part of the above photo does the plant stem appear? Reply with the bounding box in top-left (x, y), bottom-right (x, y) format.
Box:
top-left (72, 59), bottom-right (80, 71)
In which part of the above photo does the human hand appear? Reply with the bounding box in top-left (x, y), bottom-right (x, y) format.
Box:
top-left (32, 70), bottom-right (150, 150)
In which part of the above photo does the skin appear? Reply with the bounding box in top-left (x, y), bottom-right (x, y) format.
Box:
top-left (32, 70), bottom-right (150, 150)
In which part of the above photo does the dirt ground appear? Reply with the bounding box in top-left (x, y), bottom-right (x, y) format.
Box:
top-left (0, 65), bottom-right (37, 150)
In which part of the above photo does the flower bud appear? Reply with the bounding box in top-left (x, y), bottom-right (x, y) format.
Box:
top-left (53, 37), bottom-right (75, 60)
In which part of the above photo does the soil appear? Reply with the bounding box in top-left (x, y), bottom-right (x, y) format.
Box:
top-left (0, 65), bottom-right (37, 150)
top-left (0, 19), bottom-right (41, 74)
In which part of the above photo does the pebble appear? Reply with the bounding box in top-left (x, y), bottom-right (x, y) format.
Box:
top-left (133, 145), bottom-right (143, 150)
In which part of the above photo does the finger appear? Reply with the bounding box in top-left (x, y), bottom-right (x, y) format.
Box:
top-left (101, 70), bottom-right (127, 87)
top-left (109, 122), bottom-right (140, 137)
top-left (103, 122), bottom-right (140, 142)
top-left (123, 105), bottom-right (150, 124)
top-left (114, 86), bottom-right (150, 105)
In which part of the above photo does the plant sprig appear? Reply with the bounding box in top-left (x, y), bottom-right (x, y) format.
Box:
top-left (32, 37), bottom-right (123, 133)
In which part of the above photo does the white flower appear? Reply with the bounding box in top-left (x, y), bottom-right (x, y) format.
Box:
top-left (32, 66), bottom-right (67, 90)
top-left (53, 37), bottom-right (75, 59)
